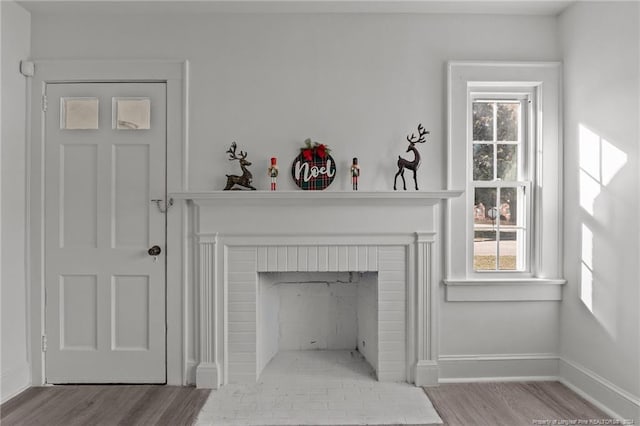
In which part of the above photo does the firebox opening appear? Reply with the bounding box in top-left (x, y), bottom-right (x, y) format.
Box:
top-left (257, 272), bottom-right (378, 379)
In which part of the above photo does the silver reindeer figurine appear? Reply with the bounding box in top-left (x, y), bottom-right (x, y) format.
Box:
top-left (393, 124), bottom-right (429, 191)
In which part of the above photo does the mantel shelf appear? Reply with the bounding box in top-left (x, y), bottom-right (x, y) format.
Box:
top-left (170, 190), bottom-right (464, 203)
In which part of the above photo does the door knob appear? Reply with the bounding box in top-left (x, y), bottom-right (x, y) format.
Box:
top-left (148, 245), bottom-right (162, 256)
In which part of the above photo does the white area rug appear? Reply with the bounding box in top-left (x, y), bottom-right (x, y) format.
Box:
top-left (195, 350), bottom-right (443, 426)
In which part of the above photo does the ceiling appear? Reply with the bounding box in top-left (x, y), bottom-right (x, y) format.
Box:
top-left (18, 0), bottom-right (574, 16)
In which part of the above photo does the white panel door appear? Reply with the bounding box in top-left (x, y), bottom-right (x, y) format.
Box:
top-left (44, 82), bottom-right (166, 383)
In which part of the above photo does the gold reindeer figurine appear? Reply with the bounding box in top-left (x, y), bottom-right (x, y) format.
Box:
top-left (223, 142), bottom-right (256, 190)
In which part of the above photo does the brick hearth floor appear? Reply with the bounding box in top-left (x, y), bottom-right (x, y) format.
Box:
top-left (195, 350), bottom-right (443, 426)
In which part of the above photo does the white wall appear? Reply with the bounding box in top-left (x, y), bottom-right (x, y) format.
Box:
top-left (30, 11), bottom-right (559, 192)
top-left (0, 0), bottom-right (31, 403)
top-left (559, 2), bottom-right (640, 420)
top-left (28, 9), bottom-right (562, 384)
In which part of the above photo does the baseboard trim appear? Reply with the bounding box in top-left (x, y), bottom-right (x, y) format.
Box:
top-left (196, 362), bottom-right (220, 389)
top-left (1, 362), bottom-right (31, 404)
top-left (440, 375), bottom-right (560, 383)
top-left (559, 358), bottom-right (640, 421)
top-left (185, 360), bottom-right (197, 386)
top-left (438, 353), bottom-right (560, 382)
top-left (415, 360), bottom-right (439, 387)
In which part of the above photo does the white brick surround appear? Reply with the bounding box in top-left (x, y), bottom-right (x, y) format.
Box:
top-left (178, 191), bottom-right (462, 389)
top-left (236, 243), bottom-right (407, 384)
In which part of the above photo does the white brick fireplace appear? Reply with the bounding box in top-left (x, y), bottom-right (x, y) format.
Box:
top-left (178, 191), bottom-right (461, 389)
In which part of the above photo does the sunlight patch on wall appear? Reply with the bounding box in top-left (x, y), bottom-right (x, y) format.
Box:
top-left (578, 123), bottom-right (627, 320)
top-left (580, 224), bottom-right (594, 311)
top-left (579, 125), bottom-right (600, 179)
top-left (601, 138), bottom-right (627, 186)
top-left (579, 170), bottom-right (600, 216)
top-left (578, 124), bottom-right (628, 216)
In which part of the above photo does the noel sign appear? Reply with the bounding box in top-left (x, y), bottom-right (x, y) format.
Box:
top-left (291, 139), bottom-right (336, 190)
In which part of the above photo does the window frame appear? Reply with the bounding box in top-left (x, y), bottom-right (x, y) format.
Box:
top-left (445, 61), bottom-right (566, 302)
top-left (469, 90), bottom-right (535, 276)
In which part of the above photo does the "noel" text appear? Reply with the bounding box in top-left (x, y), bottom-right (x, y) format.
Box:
top-left (294, 159), bottom-right (336, 183)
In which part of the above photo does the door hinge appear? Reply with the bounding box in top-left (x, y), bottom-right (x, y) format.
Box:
top-left (41, 335), bottom-right (47, 352)
top-left (42, 95), bottom-right (48, 112)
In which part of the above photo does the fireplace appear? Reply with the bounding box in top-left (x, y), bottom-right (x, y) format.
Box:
top-left (257, 272), bottom-right (378, 378)
top-left (181, 191), bottom-right (461, 389)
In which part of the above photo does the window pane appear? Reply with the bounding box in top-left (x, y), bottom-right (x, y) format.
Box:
top-left (473, 144), bottom-right (494, 181)
top-left (499, 187), bottom-right (519, 227)
top-left (473, 102), bottom-right (493, 141)
top-left (497, 102), bottom-right (519, 141)
top-left (497, 144), bottom-right (518, 181)
top-left (114, 98), bottom-right (151, 130)
top-left (474, 230), bottom-right (496, 270)
top-left (498, 231), bottom-right (518, 270)
top-left (61, 98), bottom-right (99, 130)
top-left (474, 187), bottom-right (497, 226)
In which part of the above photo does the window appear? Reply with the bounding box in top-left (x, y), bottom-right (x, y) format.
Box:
top-left (471, 95), bottom-right (531, 272)
top-left (112, 97), bottom-right (151, 130)
top-left (446, 62), bottom-right (565, 301)
top-left (60, 97), bottom-right (99, 130)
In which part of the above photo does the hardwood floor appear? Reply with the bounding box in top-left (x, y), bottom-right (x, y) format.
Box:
top-left (0, 385), bottom-right (210, 426)
top-left (1, 381), bottom-right (613, 426)
top-left (424, 381), bottom-right (612, 426)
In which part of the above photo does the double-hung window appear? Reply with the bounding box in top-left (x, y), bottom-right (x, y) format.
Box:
top-left (471, 94), bottom-right (532, 272)
top-left (446, 62), bottom-right (565, 301)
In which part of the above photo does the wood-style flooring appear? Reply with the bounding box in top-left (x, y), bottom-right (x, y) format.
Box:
top-left (0, 385), bottom-right (210, 426)
top-left (424, 381), bottom-right (612, 426)
top-left (1, 381), bottom-right (613, 426)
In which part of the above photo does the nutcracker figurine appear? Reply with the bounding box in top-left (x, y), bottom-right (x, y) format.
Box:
top-left (268, 157), bottom-right (279, 191)
top-left (351, 157), bottom-right (360, 190)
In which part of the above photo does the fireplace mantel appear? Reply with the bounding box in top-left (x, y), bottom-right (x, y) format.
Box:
top-left (171, 190), bottom-right (463, 204)
top-left (183, 190), bottom-right (462, 390)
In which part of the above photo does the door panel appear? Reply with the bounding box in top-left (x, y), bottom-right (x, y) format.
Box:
top-left (45, 82), bottom-right (166, 383)
top-left (60, 274), bottom-right (98, 350)
top-left (112, 275), bottom-right (150, 350)
top-left (60, 144), bottom-right (98, 248)
top-left (113, 145), bottom-right (150, 248)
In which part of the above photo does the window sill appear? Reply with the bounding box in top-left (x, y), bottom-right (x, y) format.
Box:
top-left (443, 278), bottom-right (566, 302)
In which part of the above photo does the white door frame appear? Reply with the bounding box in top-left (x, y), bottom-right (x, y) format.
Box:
top-left (28, 60), bottom-right (189, 385)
